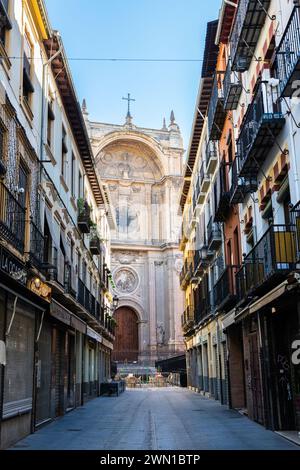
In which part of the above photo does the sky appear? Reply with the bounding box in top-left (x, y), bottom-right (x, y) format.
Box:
top-left (45, 0), bottom-right (221, 150)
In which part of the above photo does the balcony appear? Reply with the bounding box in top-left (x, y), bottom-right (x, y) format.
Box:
top-left (230, 0), bottom-right (271, 72)
top-left (0, 182), bottom-right (26, 253)
top-left (229, 157), bottom-right (257, 205)
top-left (77, 199), bottom-right (91, 234)
top-left (77, 278), bottom-right (98, 317)
top-left (237, 82), bottom-right (285, 178)
top-left (214, 265), bottom-right (240, 312)
top-left (101, 263), bottom-right (109, 291)
top-left (199, 162), bottom-right (210, 194)
top-left (214, 163), bottom-right (230, 223)
top-left (207, 73), bottom-right (226, 141)
top-left (180, 258), bottom-right (193, 290)
top-left (223, 61), bottom-right (242, 110)
top-left (277, 6), bottom-right (300, 98)
top-left (193, 246), bottom-right (209, 276)
top-left (206, 141), bottom-right (218, 175)
top-left (90, 231), bottom-right (101, 256)
top-left (207, 217), bottom-right (222, 251)
top-left (291, 201), bottom-right (300, 263)
top-left (194, 273), bottom-right (211, 323)
top-left (236, 224), bottom-right (297, 301)
top-left (181, 306), bottom-right (195, 334)
top-left (29, 221), bottom-right (45, 270)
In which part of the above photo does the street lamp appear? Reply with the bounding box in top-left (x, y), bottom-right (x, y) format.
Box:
top-left (113, 295), bottom-right (119, 311)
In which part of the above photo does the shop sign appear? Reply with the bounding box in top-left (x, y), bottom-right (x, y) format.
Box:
top-left (71, 316), bottom-right (86, 334)
top-left (102, 337), bottom-right (113, 350)
top-left (28, 277), bottom-right (52, 302)
top-left (0, 246), bottom-right (27, 285)
top-left (87, 326), bottom-right (102, 343)
top-left (50, 301), bottom-right (71, 326)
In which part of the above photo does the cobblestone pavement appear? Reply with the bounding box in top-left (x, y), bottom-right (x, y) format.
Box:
top-left (11, 388), bottom-right (299, 450)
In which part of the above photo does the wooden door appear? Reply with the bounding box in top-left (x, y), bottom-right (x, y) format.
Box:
top-left (112, 308), bottom-right (138, 362)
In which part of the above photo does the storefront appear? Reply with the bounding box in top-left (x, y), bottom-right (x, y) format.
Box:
top-left (262, 293), bottom-right (300, 432)
top-left (49, 300), bottom-right (86, 418)
top-left (83, 327), bottom-right (102, 401)
top-left (0, 246), bottom-right (50, 449)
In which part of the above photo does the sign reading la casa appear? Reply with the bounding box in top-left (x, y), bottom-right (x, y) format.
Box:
top-left (0, 246), bottom-right (52, 302)
top-left (0, 246), bottom-right (27, 285)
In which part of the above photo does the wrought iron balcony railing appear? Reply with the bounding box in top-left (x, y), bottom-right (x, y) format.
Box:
top-left (207, 73), bottom-right (226, 141)
top-left (29, 221), bottom-right (45, 270)
top-left (207, 216), bottom-right (222, 251)
top-left (214, 163), bottom-right (230, 222)
top-left (181, 306), bottom-right (195, 333)
top-left (236, 224), bottom-right (297, 301)
top-left (206, 140), bottom-right (218, 175)
top-left (214, 265), bottom-right (240, 312)
top-left (230, 0), bottom-right (271, 72)
top-left (290, 201), bottom-right (300, 263)
top-left (229, 157), bottom-right (258, 205)
top-left (194, 273), bottom-right (211, 323)
top-left (0, 182), bottom-right (26, 253)
top-left (223, 60), bottom-right (243, 110)
top-left (237, 81), bottom-right (285, 177)
top-left (277, 6), bottom-right (300, 98)
top-left (77, 278), bottom-right (98, 317)
top-left (200, 162), bottom-right (210, 194)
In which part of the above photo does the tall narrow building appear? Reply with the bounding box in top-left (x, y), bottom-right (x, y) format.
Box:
top-left (84, 104), bottom-right (185, 365)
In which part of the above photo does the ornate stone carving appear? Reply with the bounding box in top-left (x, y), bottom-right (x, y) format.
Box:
top-left (108, 184), bottom-right (117, 192)
top-left (174, 258), bottom-right (183, 274)
top-left (114, 268), bottom-right (138, 294)
top-left (156, 323), bottom-right (165, 345)
top-left (114, 251), bottom-right (140, 264)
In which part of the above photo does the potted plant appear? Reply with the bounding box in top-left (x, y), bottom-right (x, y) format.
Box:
top-left (77, 198), bottom-right (91, 234)
top-left (90, 223), bottom-right (101, 255)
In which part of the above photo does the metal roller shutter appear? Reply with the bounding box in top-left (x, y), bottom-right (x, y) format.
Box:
top-left (3, 297), bottom-right (35, 419)
top-left (35, 320), bottom-right (52, 426)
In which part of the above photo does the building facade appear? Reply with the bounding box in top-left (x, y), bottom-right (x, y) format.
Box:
top-left (0, 0), bottom-right (115, 449)
top-left (181, 0), bottom-right (300, 434)
top-left (85, 109), bottom-right (185, 365)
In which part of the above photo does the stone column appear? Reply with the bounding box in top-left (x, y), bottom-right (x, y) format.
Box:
top-left (147, 253), bottom-right (157, 363)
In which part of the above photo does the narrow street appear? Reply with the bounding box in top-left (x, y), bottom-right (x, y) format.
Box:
top-left (11, 389), bottom-right (298, 451)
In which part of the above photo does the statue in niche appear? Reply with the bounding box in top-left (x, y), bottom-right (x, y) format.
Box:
top-left (156, 323), bottom-right (165, 345)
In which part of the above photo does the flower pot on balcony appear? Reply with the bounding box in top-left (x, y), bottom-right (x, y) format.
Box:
top-left (90, 235), bottom-right (101, 255)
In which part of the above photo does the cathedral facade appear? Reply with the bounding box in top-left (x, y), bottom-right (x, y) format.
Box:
top-left (84, 104), bottom-right (185, 365)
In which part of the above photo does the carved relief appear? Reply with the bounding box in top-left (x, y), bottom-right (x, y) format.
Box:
top-left (97, 142), bottom-right (162, 181)
top-left (156, 323), bottom-right (165, 345)
top-left (114, 268), bottom-right (139, 294)
top-left (114, 251), bottom-right (140, 264)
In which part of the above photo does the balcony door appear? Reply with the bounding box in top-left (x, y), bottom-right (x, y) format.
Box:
top-left (112, 307), bottom-right (139, 363)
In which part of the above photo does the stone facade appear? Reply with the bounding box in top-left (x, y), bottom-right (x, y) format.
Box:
top-left (84, 109), bottom-right (185, 364)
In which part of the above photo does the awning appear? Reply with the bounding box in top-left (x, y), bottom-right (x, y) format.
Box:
top-left (0, 282), bottom-right (46, 312)
top-left (87, 326), bottom-right (102, 343)
top-left (235, 279), bottom-right (298, 322)
top-left (222, 308), bottom-right (236, 330)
